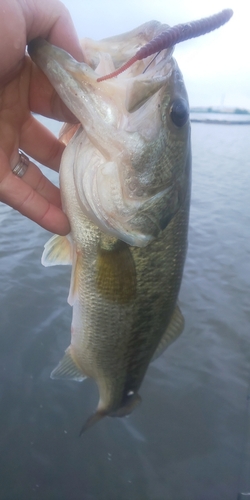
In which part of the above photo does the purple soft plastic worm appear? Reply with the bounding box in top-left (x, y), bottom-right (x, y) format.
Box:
top-left (97, 9), bottom-right (233, 82)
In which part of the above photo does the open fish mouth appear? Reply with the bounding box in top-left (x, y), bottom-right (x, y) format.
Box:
top-left (29, 29), bottom-right (190, 247)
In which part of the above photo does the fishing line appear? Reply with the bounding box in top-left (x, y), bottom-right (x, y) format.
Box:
top-left (142, 51), bottom-right (161, 74)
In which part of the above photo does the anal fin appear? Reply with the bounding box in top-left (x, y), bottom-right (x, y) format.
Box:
top-left (79, 393), bottom-right (141, 435)
top-left (79, 409), bottom-right (108, 436)
top-left (152, 305), bottom-right (185, 362)
top-left (50, 347), bottom-right (86, 382)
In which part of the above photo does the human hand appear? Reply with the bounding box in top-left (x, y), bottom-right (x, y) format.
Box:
top-left (0, 0), bottom-right (84, 235)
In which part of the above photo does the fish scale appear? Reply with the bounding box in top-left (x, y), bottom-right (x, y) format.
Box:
top-left (28, 9), bottom-right (232, 432)
top-left (29, 20), bottom-right (192, 432)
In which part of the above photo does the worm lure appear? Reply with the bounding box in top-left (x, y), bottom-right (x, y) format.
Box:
top-left (97, 9), bottom-right (233, 82)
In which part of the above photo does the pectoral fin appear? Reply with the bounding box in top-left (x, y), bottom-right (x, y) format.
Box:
top-left (152, 305), bottom-right (184, 361)
top-left (42, 234), bottom-right (72, 267)
top-left (96, 240), bottom-right (136, 304)
top-left (50, 347), bottom-right (86, 382)
top-left (59, 122), bottom-right (81, 145)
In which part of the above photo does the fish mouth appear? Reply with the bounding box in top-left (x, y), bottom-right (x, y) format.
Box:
top-left (29, 32), bottom-right (189, 247)
top-left (28, 36), bottom-right (173, 118)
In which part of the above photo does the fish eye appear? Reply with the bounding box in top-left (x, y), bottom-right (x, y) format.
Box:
top-left (170, 98), bottom-right (189, 127)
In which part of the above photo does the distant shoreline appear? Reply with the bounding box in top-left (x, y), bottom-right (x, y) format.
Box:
top-left (190, 107), bottom-right (250, 115)
top-left (191, 118), bottom-right (250, 125)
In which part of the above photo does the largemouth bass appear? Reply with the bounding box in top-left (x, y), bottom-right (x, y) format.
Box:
top-left (29, 21), bottom-right (191, 433)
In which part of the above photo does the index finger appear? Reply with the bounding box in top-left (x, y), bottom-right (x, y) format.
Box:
top-left (0, 0), bottom-right (84, 82)
top-left (24, 0), bottom-right (84, 62)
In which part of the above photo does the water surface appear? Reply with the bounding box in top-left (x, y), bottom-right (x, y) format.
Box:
top-left (0, 119), bottom-right (249, 500)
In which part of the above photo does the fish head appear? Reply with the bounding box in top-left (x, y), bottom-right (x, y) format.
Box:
top-left (29, 22), bottom-right (191, 247)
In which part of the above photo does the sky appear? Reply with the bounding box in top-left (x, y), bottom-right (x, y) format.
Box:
top-left (61, 0), bottom-right (249, 109)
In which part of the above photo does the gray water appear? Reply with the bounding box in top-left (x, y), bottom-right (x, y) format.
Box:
top-left (0, 120), bottom-right (250, 500)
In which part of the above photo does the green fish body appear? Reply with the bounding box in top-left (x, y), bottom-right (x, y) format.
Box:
top-left (29, 21), bottom-right (191, 431)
